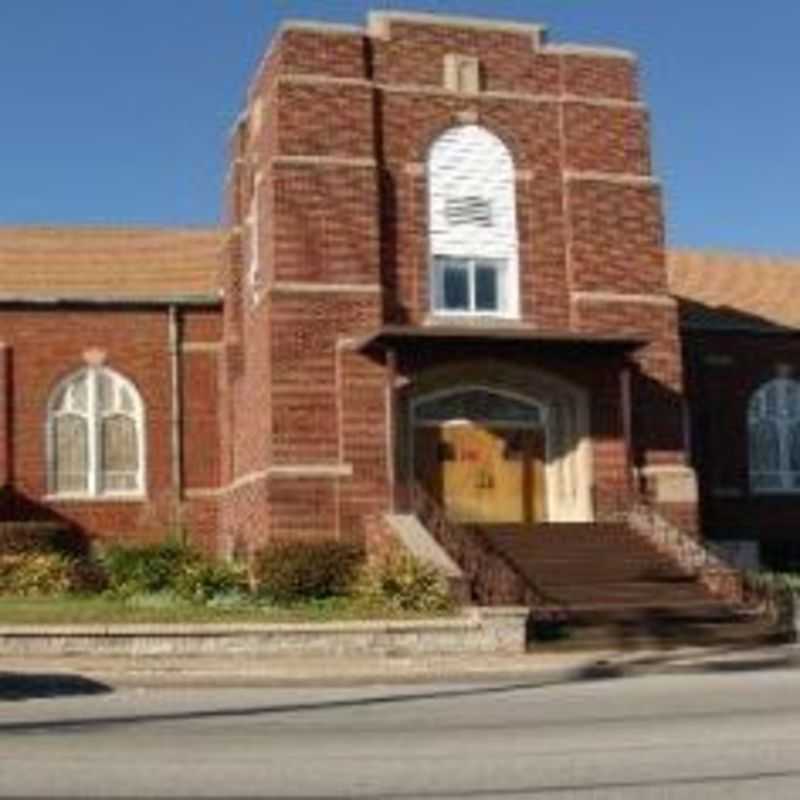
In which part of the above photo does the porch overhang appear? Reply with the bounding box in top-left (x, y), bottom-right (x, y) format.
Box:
top-left (356, 324), bottom-right (646, 355)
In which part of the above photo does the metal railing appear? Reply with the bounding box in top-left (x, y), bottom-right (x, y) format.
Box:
top-left (623, 497), bottom-right (788, 624)
top-left (410, 481), bottom-right (563, 611)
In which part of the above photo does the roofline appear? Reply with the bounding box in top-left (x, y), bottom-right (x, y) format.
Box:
top-left (0, 294), bottom-right (223, 308)
top-left (356, 324), bottom-right (646, 352)
top-left (0, 225), bottom-right (223, 235)
top-left (681, 323), bottom-right (800, 336)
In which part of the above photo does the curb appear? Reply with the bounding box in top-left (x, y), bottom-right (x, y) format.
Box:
top-left (4, 644), bottom-right (799, 691)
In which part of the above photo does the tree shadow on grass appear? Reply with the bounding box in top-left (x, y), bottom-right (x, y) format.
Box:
top-left (0, 672), bottom-right (112, 702)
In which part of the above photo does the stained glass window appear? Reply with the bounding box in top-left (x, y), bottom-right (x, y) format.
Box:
top-left (48, 367), bottom-right (144, 497)
top-left (415, 390), bottom-right (542, 425)
top-left (749, 378), bottom-right (800, 493)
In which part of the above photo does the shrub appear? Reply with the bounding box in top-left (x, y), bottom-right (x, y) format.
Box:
top-left (172, 559), bottom-right (248, 603)
top-left (99, 539), bottom-right (247, 603)
top-left (254, 538), bottom-right (363, 603)
top-left (353, 552), bottom-right (454, 613)
top-left (99, 540), bottom-right (196, 597)
top-left (66, 559), bottom-right (110, 595)
top-left (0, 553), bottom-right (74, 597)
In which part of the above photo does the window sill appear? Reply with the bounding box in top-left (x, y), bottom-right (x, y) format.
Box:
top-left (44, 494), bottom-right (148, 505)
top-left (424, 312), bottom-right (522, 327)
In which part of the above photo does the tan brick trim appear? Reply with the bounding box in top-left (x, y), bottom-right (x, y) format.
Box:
top-left (335, 337), bottom-right (361, 351)
top-left (212, 464), bottom-right (354, 497)
top-left (565, 170), bottom-right (660, 187)
top-left (572, 291), bottom-right (677, 308)
top-left (368, 11), bottom-right (545, 46)
top-left (640, 464), bottom-right (694, 476)
top-left (278, 74), bottom-right (372, 89)
top-left (268, 464), bottom-right (354, 479)
top-left (379, 83), bottom-right (557, 102)
top-left (271, 155), bottom-right (377, 169)
top-left (227, 470), bottom-right (269, 493)
top-left (562, 95), bottom-right (645, 109)
top-left (277, 73), bottom-right (645, 109)
top-left (181, 342), bottom-right (222, 353)
top-left (270, 282), bottom-right (381, 295)
top-left (184, 487), bottom-right (222, 499)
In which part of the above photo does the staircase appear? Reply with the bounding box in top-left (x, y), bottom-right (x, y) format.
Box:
top-left (472, 521), bottom-right (776, 648)
top-left (409, 481), bottom-right (782, 648)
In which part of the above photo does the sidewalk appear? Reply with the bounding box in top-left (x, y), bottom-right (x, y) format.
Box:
top-left (3, 643), bottom-right (799, 690)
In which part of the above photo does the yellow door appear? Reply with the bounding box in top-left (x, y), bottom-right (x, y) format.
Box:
top-left (414, 424), bottom-right (546, 524)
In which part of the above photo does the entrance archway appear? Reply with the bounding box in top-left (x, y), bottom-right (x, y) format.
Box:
top-left (413, 389), bottom-right (546, 524)
top-left (406, 372), bottom-right (593, 523)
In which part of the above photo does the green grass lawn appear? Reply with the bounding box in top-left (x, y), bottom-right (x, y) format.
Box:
top-left (0, 595), bottom-right (454, 626)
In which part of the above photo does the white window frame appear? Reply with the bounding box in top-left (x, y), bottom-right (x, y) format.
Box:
top-left (47, 366), bottom-right (146, 500)
top-left (748, 377), bottom-right (800, 495)
top-left (427, 124), bottom-right (520, 320)
top-left (431, 256), bottom-right (508, 316)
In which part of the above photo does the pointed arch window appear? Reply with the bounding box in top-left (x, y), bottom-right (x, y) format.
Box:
top-left (749, 378), bottom-right (800, 493)
top-left (48, 367), bottom-right (145, 498)
top-left (427, 125), bottom-right (520, 317)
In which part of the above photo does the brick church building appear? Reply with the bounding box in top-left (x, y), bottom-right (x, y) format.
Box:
top-left (1, 11), bottom-right (798, 575)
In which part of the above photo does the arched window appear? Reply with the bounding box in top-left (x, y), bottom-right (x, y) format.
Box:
top-left (427, 125), bottom-right (519, 317)
top-left (414, 389), bottom-right (543, 426)
top-left (48, 367), bottom-right (145, 498)
top-left (749, 378), bottom-right (800, 493)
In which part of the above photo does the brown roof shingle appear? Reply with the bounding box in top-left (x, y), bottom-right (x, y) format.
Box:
top-left (667, 249), bottom-right (800, 331)
top-left (0, 227), bottom-right (224, 302)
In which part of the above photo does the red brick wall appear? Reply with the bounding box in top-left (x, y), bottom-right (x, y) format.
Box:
top-left (218, 13), bottom-right (694, 550)
top-left (0, 306), bottom-right (222, 551)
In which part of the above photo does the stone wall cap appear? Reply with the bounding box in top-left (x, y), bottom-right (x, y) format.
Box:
top-left (368, 11), bottom-right (546, 46)
top-left (279, 19), bottom-right (365, 37)
top-left (545, 42), bottom-right (637, 60)
top-left (0, 617), bottom-right (481, 637)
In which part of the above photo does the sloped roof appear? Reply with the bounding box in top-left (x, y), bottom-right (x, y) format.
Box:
top-left (667, 249), bottom-right (800, 332)
top-left (0, 227), bottom-right (224, 302)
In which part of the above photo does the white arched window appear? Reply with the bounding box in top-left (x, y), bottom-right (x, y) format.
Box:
top-left (427, 125), bottom-right (519, 317)
top-left (47, 367), bottom-right (145, 498)
top-left (749, 378), bottom-right (800, 493)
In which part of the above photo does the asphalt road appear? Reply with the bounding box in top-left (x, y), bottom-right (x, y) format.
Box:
top-left (2, 667), bottom-right (800, 798)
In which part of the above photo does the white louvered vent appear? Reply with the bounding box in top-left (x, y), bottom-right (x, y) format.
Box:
top-left (445, 196), bottom-right (493, 227)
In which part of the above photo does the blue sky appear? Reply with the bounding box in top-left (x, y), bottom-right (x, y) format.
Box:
top-left (1, 1), bottom-right (798, 254)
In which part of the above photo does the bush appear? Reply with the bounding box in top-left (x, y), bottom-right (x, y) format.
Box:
top-left (0, 553), bottom-right (74, 597)
top-left (66, 559), bottom-right (110, 595)
top-left (746, 570), bottom-right (800, 596)
top-left (99, 540), bottom-right (197, 598)
top-left (172, 559), bottom-right (248, 603)
top-left (99, 539), bottom-right (247, 603)
top-left (353, 552), bottom-right (454, 613)
top-left (254, 538), bottom-right (363, 603)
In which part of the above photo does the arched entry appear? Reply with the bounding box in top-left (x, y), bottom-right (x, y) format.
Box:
top-left (412, 388), bottom-right (548, 524)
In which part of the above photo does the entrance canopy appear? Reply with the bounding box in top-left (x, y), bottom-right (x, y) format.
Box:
top-left (357, 324), bottom-right (645, 356)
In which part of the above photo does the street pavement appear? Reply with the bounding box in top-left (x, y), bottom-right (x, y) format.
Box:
top-left (2, 655), bottom-right (800, 798)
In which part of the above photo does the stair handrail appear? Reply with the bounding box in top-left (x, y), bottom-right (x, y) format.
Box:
top-left (410, 481), bottom-right (560, 610)
top-left (626, 500), bottom-right (766, 609)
